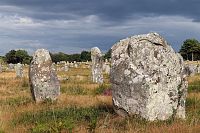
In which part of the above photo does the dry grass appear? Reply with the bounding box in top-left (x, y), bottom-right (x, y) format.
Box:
top-left (185, 61), bottom-right (200, 65)
top-left (0, 64), bottom-right (199, 133)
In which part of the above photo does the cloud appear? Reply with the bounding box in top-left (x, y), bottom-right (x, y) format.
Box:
top-left (0, 0), bottom-right (199, 55)
top-left (0, 0), bottom-right (199, 22)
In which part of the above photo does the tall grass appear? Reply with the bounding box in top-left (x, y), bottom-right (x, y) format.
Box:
top-left (14, 106), bottom-right (114, 133)
top-left (1, 66), bottom-right (200, 132)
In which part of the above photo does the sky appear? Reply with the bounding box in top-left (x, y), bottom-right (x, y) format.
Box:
top-left (0, 0), bottom-right (200, 55)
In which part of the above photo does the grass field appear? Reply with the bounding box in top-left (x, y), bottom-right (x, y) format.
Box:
top-left (0, 64), bottom-right (200, 133)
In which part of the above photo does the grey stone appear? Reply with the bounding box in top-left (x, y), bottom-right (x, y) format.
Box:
top-left (15, 63), bottom-right (23, 78)
top-left (74, 63), bottom-right (78, 68)
top-left (197, 65), bottom-right (200, 73)
top-left (0, 64), bottom-right (2, 73)
top-left (64, 63), bottom-right (69, 71)
top-left (8, 63), bottom-right (15, 71)
top-left (91, 47), bottom-right (103, 83)
top-left (29, 49), bottom-right (60, 102)
top-left (184, 64), bottom-right (199, 76)
top-left (105, 59), bottom-right (108, 63)
top-left (103, 64), bottom-right (111, 74)
top-left (69, 62), bottom-right (73, 68)
top-left (59, 62), bottom-right (69, 72)
top-left (111, 33), bottom-right (187, 121)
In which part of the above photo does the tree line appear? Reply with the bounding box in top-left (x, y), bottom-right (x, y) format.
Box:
top-left (2, 49), bottom-right (111, 64)
top-left (1, 38), bottom-right (200, 64)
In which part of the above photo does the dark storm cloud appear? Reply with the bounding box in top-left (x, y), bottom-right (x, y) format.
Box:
top-left (0, 0), bottom-right (199, 22)
top-left (0, 0), bottom-right (199, 55)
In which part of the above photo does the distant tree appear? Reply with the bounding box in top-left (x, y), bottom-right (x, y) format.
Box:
top-left (179, 39), bottom-right (200, 61)
top-left (15, 50), bottom-right (31, 64)
top-left (5, 50), bottom-right (31, 64)
top-left (50, 52), bottom-right (69, 63)
top-left (5, 50), bottom-right (17, 64)
top-left (104, 49), bottom-right (111, 60)
top-left (80, 51), bottom-right (91, 61)
top-left (50, 50), bottom-right (93, 63)
top-left (69, 54), bottom-right (81, 62)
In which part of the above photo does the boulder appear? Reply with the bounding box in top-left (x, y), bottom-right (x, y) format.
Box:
top-left (111, 33), bottom-right (188, 121)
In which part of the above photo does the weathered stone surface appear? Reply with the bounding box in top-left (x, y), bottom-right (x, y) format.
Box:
top-left (0, 64), bottom-right (2, 73)
top-left (111, 33), bottom-right (187, 121)
top-left (8, 63), bottom-right (15, 71)
top-left (74, 63), bottom-right (78, 68)
top-left (69, 62), bottom-right (74, 68)
top-left (59, 61), bottom-right (69, 72)
top-left (197, 65), bottom-right (200, 73)
top-left (15, 63), bottom-right (23, 78)
top-left (91, 47), bottom-right (103, 83)
top-left (184, 64), bottom-right (200, 76)
top-left (103, 64), bottom-right (111, 74)
top-left (29, 49), bottom-right (60, 102)
top-left (64, 64), bottom-right (69, 71)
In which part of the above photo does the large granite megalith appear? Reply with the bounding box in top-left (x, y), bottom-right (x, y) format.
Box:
top-left (29, 49), bottom-right (60, 102)
top-left (91, 47), bottom-right (103, 83)
top-left (111, 33), bottom-right (188, 121)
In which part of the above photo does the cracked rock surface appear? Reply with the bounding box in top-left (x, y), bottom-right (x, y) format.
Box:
top-left (29, 49), bottom-right (60, 102)
top-left (111, 33), bottom-right (188, 121)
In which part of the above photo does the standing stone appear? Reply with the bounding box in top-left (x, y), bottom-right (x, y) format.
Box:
top-left (15, 63), bottom-right (23, 78)
top-left (74, 63), bottom-right (78, 68)
top-left (104, 64), bottom-right (111, 74)
top-left (103, 62), bottom-right (111, 74)
top-left (52, 63), bottom-right (57, 72)
top-left (105, 59), bottom-right (108, 63)
top-left (59, 62), bottom-right (68, 72)
top-left (29, 49), bottom-right (60, 102)
top-left (8, 63), bottom-right (15, 71)
top-left (0, 64), bottom-right (2, 73)
top-left (64, 63), bottom-right (69, 71)
top-left (111, 33), bottom-right (187, 121)
top-left (69, 62), bottom-right (73, 68)
top-left (184, 64), bottom-right (198, 76)
top-left (197, 64), bottom-right (200, 73)
top-left (91, 47), bottom-right (103, 83)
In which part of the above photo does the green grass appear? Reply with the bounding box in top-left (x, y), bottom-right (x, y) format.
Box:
top-left (21, 78), bottom-right (29, 88)
top-left (186, 97), bottom-right (200, 109)
top-left (0, 129), bottom-right (4, 133)
top-left (61, 85), bottom-right (88, 95)
top-left (185, 97), bottom-right (200, 126)
top-left (188, 80), bottom-right (200, 92)
top-left (0, 96), bottom-right (33, 106)
top-left (14, 106), bottom-right (114, 133)
top-left (92, 84), bottom-right (111, 95)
